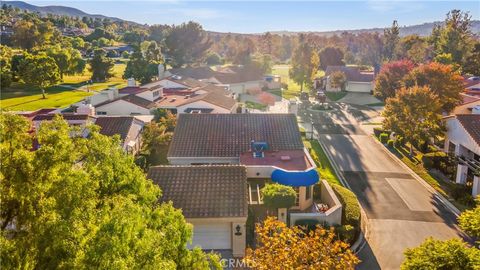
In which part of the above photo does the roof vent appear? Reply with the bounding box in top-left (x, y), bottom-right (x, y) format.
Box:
top-left (172, 75), bottom-right (182, 80)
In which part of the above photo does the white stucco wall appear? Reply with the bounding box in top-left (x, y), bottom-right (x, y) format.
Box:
top-left (325, 79), bottom-right (373, 93)
top-left (230, 81), bottom-right (263, 95)
top-left (445, 117), bottom-right (480, 156)
top-left (346, 81), bottom-right (373, 93)
top-left (95, 100), bottom-right (150, 116)
top-left (289, 180), bottom-right (342, 226)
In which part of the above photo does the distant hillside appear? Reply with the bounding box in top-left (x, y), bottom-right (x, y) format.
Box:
top-left (4, 1), bottom-right (479, 37)
top-left (3, 1), bottom-right (138, 25)
top-left (269, 21), bottom-right (480, 37)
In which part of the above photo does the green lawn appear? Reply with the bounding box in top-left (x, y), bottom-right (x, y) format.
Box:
top-left (1, 63), bottom-right (127, 111)
top-left (325, 91), bottom-right (348, 102)
top-left (271, 65), bottom-right (325, 100)
top-left (245, 101), bottom-right (267, 111)
top-left (304, 139), bottom-right (342, 186)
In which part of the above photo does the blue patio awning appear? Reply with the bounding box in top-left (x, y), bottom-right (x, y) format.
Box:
top-left (271, 168), bottom-right (319, 187)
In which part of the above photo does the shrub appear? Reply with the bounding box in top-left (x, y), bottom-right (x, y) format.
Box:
top-left (422, 151), bottom-right (448, 170)
top-left (374, 127), bottom-right (391, 138)
top-left (394, 136), bottom-right (404, 148)
top-left (261, 183), bottom-right (296, 209)
top-left (450, 184), bottom-right (471, 200)
top-left (335, 224), bottom-right (356, 244)
top-left (332, 184), bottom-right (360, 229)
top-left (379, 133), bottom-right (389, 144)
top-left (387, 139), bottom-right (394, 148)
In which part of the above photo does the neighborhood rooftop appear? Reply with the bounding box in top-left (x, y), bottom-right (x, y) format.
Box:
top-left (456, 114), bottom-right (480, 146)
top-left (95, 116), bottom-right (143, 143)
top-left (325, 66), bottom-right (374, 82)
top-left (147, 165), bottom-right (248, 218)
top-left (168, 113), bottom-right (304, 158)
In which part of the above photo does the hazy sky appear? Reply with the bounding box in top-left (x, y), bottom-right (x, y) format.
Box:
top-left (26, 1), bottom-right (480, 33)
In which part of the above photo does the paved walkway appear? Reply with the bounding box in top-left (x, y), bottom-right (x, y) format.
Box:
top-left (301, 103), bottom-right (465, 270)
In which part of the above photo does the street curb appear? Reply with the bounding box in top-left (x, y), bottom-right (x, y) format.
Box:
top-left (370, 136), bottom-right (461, 217)
top-left (317, 138), bottom-right (369, 255)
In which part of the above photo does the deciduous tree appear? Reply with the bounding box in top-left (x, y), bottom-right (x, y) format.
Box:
top-left (289, 34), bottom-right (319, 92)
top-left (0, 114), bottom-right (220, 269)
top-left (18, 52), bottom-right (60, 99)
top-left (329, 70), bottom-right (347, 90)
top-left (373, 59), bottom-right (414, 100)
top-left (319, 46), bottom-right (345, 71)
top-left (382, 86), bottom-right (444, 155)
top-left (401, 238), bottom-right (480, 270)
top-left (404, 62), bottom-right (464, 113)
top-left (245, 217), bottom-right (360, 269)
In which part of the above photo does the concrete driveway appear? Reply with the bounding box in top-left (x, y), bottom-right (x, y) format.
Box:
top-left (303, 103), bottom-right (465, 270)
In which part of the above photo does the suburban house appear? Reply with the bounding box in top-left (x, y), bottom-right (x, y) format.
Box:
top-left (27, 109), bottom-right (151, 155)
top-left (88, 75), bottom-right (237, 116)
top-left (444, 114), bottom-right (480, 197)
top-left (168, 65), bottom-right (265, 96)
top-left (147, 165), bottom-right (247, 257)
top-left (451, 93), bottom-right (480, 115)
top-left (320, 66), bottom-right (374, 93)
top-left (464, 76), bottom-right (480, 97)
top-left (148, 113), bottom-right (342, 257)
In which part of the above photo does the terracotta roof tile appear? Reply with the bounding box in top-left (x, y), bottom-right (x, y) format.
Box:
top-left (168, 113), bottom-right (303, 158)
top-left (95, 116), bottom-right (142, 143)
top-left (147, 165), bottom-right (248, 218)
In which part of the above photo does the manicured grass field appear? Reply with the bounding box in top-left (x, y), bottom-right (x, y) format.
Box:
top-left (271, 65), bottom-right (325, 100)
top-left (1, 63), bottom-right (127, 111)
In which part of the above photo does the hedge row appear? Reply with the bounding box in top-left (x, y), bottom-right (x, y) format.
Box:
top-left (332, 184), bottom-right (361, 230)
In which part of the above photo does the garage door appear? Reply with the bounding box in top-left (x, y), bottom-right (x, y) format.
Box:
top-left (189, 222), bottom-right (232, 250)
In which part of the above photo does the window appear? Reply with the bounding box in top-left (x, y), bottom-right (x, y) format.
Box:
top-left (306, 186), bottom-right (312, 200)
top-left (97, 111), bottom-right (107, 115)
top-left (153, 90), bottom-right (160, 97)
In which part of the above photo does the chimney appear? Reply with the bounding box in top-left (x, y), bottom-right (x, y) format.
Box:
top-left (76, 103), bottom-right (95, 116)
top-left (127, 78), bottom-right (136, 87)
top-left (158, 64), bottom-right (165, 79)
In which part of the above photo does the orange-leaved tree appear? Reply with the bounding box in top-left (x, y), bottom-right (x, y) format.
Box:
top-left (244, 217), bottom-right (360, 270)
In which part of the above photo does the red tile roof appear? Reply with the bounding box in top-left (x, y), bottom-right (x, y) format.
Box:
top-left (147, 165), bottom-right (248, 218)
top-left (95, 116), bottom-right (142, 143)
top-left (168, 114), bottom-right (303, 158)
